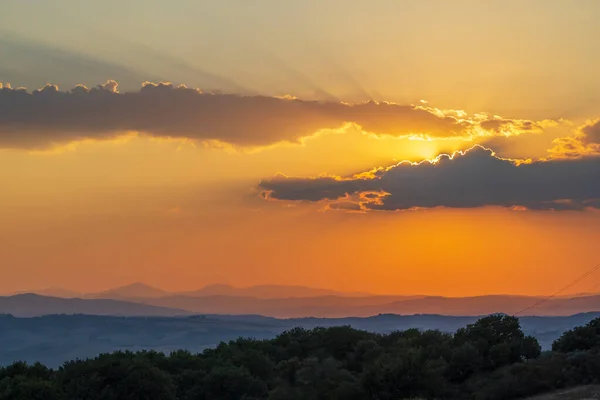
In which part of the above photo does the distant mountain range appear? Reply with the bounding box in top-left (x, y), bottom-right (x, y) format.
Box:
top-left (87, 282), bottom-right (170, 299)
top-left (94, 293), bottom-right (600, 318)
top-left (9, 282), bottom-right (372, 300)
top-left (178, 283), bottom-right (372, 299)
top-left (0, 293), bottom-right (191, 317)
top-left (3, 283), bottom-right (600, 317)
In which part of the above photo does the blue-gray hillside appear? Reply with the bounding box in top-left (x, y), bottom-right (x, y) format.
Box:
top-left (1, 312), bottom-right (599, 367)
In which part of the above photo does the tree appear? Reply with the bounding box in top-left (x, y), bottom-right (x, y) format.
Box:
top-left (454, 314), bottom-right (540, 370)
top-left (362, 347), bottom-right (448, 400)
top-left (202, 366), bottom-right (267, 400)
top-left (0, 376), bottom-right (64, 400)
top-left (58, 354), bottom-right (176, 400)
top-left (552, 317), bottom-right (600, 352)
top-left (446, 342), bottom-right (481, 382)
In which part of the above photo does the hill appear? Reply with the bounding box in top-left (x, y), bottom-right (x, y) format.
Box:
top-left (8, 286), bottom-right (600, 317)
top-left (86, 282), bottom-right (170, 299)
top-left (1, 312), bottom-right (599, 367)
top-left (4, 314), bottom-right (600, 399)
top-left (0, 293), bottom-right (190, 317)
top-left (180, 283), bottom-right (372, 298)
top-left (124, 293), bottom-right (600, 317)
top-left (12, 283), bottom-right (374, 300)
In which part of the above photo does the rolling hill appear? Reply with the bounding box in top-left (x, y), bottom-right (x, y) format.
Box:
top-left (0, 293), bottom-right (191, 317)
top-left (1, 312), bottom-right (599, 367)
top-left (7, 284), bottom-right (600, 317)
top-left (120, 293), bottom-right (600, 318)
top-left (86, 282), bottom-right (170, 299)
top-left (179, 283), bottom-right (372, 298)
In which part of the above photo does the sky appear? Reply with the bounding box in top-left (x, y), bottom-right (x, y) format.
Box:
top-left (1, 0), bottom-right (600, 296)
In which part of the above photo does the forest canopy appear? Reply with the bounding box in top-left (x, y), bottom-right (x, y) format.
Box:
top-left (2, 315), bottom-right (600, 400)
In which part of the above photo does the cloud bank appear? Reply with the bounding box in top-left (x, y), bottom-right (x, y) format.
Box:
top-left (0, 81), bottom-right (546, 149)
top-left (259, 146), bottom-right (600, 211)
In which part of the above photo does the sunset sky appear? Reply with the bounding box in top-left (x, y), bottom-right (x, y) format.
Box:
top-left (2, 0), bottom-right (600, 296)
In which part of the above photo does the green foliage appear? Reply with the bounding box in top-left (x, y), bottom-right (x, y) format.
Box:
top-left (0, 376), bottom-right (64, 400)
top-left (202, 365), bottom-right (267, 400)
top-left (552, 317), bottom-right (600, 352)
top-left (56, 352), bottom-right (177, 400)
top-left (454, 314), bottom-right (541, 370)
top-left (1, 315), bottom-right (600, 399)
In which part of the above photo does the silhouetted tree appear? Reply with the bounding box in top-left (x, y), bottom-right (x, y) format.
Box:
top-left (552, 317), bottom-right (600, 352)
top-left (454, 314), bottom-right (540, 370)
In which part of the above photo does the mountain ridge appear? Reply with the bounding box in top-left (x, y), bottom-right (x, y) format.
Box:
top-left (4, 291), bottom-right (600, 318)
top-left (7, 282), bottom-right (376, 300)
top-left (179, 283), bottom-right (372, 298)
top-left (0, 293), bottom-right (191, 317)
top-left (87, 282), bottom-right (169, 299)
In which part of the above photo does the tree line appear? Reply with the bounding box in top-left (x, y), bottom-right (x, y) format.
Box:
top-left (1, 314), bottom-right (600, 399)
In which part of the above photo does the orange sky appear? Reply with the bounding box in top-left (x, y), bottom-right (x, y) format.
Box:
top-left (3, 194), bottom-right (600, 296)
top-left (2, 131), bottom-right (600, 296)
top-left (2, 1), bottom-right (600, 296)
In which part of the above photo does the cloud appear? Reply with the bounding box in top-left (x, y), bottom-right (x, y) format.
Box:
top-left (547, 119), bottom-right (600, 159)
top-left (582, 119), bottom-right (600, 144)
top-left (479, 118), bottom-right (549, 135)
top-left (0, 81), bottom-right (549, 150)
top-left (259, 146), bottom-right (600, 211)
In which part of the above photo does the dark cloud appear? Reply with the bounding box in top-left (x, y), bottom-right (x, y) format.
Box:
top-left (325, 201), bottom-right (364, 212)
top-left (480, 118), bottom-right (541, 133)
top-left (582, 119), bottom-right (600, 144)
top-left (0, 81), bottom-right (531, 150)
top-left (259, 146), bottom-right (600, 211)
